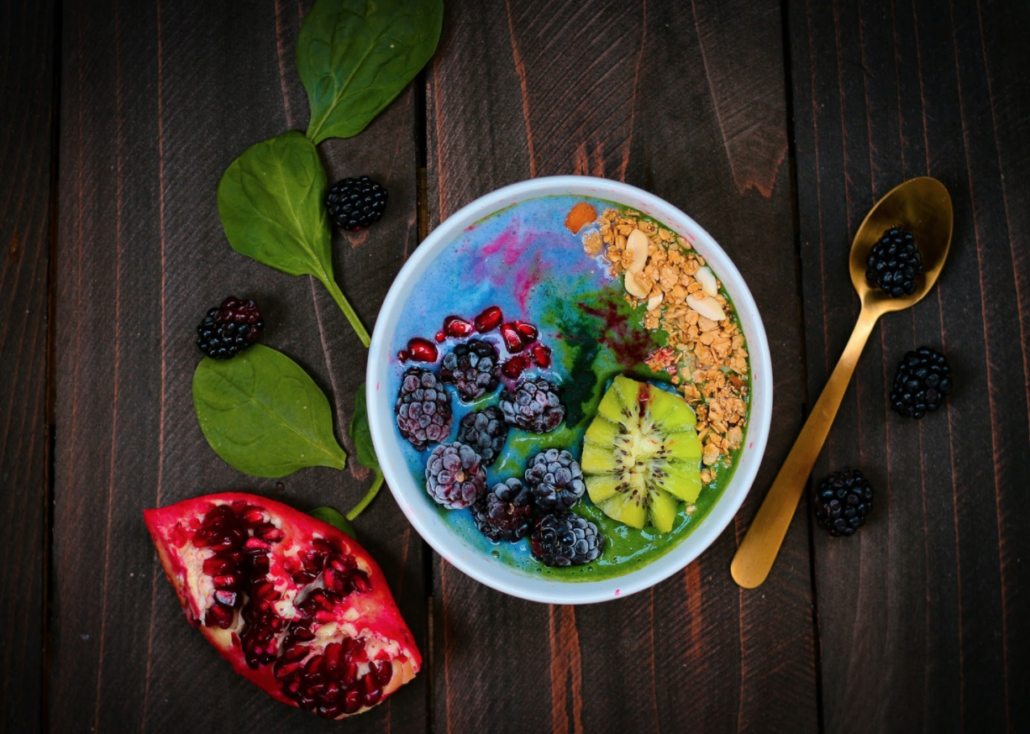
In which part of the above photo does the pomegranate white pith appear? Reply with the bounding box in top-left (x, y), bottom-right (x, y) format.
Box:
top-left (144, 492), bottom-right (420, 719)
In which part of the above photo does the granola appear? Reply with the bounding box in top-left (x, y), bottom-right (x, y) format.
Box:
top-left (584, 207), bottom-right (750, 485)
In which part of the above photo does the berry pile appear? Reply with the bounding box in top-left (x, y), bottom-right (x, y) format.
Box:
top-left (866, 226), bottom-right (924, 298)
top-left (196, 296), bottom-right (263, 359)
top-left (393, 304), bottom-right (602, 567)
top-left (326, 176), bottom-right (388, 232)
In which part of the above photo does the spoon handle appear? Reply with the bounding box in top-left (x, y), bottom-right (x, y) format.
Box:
top-left (731, 307), bottom-right (880, 588)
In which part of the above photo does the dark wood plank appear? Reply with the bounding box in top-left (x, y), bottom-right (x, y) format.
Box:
top-left (52, 0), bottom-right (424, 730)
top-left (789, 0), bottom-right (1030, 730)
top-left (0, 0), bottom-right (55, 731)
top-left (427, 2), bottom-right (817, 732)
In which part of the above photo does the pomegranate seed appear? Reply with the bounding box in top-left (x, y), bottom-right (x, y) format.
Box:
top-left (406, 337), bottom-right (438, 362)
top-left (275, 660), bottom-right (302, 681)
top-left (513, 320), bottom-right (538, 341)
top-left (501, 355), bottom-right (529, 379)
top-left (343, 661), bottom-right (358, 685)
top-left (434, 331), bottom-right (445, 342)
top-left (304, 654), bottom-right (324, 677)
top-left (361, 673), bottom-right (382, 707)
top-left (293, 627), bottom-right (316, 642)
top-left (203, 556), bottom-right (236, 575)
top-left (256, 523), bottom-right (285, 542)
top-left (397, 350), bottom-right (409, 362)
top-left (443, 315), bottom-right (475, 337)
top-left (500, 323), bottom-right (525, 352)
top-left (284, 644), bottom-right (309, 663)
top-left (320, 703), bottom-right (344, 719)
top-left (205, 603), bottom-right (234, 629)
top-left (212, 573), bottom-right (243, 590)
top-left (323, 642), bottom-right (343, 677)
top-left (244, 537), bottom-right (271, 555)
top-left (240, 507), bottom-right (265, 527)
top-left (372, 660), bottom-right (393, 686)
top-left (251, 554), bottom-right (270, 574)
top-left (532, 343), bottom-right (552, 368)
top-left (215, 590), bottom-right (238, 607)
top-left (351, 573), bottom-right (371, 594)
top-left (343, 687), bottom-right (362, 714)
top-left (170, 523), bottom-right (188, 547)
top-left (473, 305), bottom-right (503, 332)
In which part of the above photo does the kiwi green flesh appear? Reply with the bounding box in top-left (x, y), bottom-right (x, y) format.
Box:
top-left (582, 377), bottom-right (702, 532)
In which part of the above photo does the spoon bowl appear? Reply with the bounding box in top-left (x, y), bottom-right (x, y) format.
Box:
top-left (851, 177), bottom-right (954, 313)
top-left (731, 177), bottom-right (953, 589)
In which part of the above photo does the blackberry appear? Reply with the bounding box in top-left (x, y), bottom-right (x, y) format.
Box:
top-left (890, 347), bottom-right (952, 418)
top-left (325, 176), bottom-right (388, 232)
top-left (440, 339), bottom-right (500, 402)
top-left (866, 226), bottom-right (924, 297)
top-left (530, 513), bottom-right (603, 567)
top-left (524, 448), bottom-right (585, 512)
top-left (395, 368), bottom-right (453, 450)
top-left (813, 468), bottom-right (874, 537)
top-left (196, 296), bottom-right (263, 359)
top-left (425, 442), bottom-right (487, 510)
top-left (456, 406), bottom-right (508, 466)
top-left (472, 478), bottom-right (534, 542)
top-left (499, 378), bottom-right (565, 433)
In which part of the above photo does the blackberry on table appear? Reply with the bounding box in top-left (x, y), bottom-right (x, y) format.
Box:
top-left (395, 368), bottom-right (452, 450)
top-left (866, 226), bottom-right (924, 297)
top-left (499, 378), bottom-right (565, 433)
top-left (530, 513), bottom-right (603, 567)
top-left (524, 448), bottom-right (585, 512)
top-left (890, 346), bottom-right (952, 419)
top-left (472, 478), bottom-right (534, 542)
top-left (813, 468), bottom-right (874, 537)
top-left (196, 296), bottom-right (263, 359)
top-left (425, 442), bottom-right (487, 510)
top-left (325, 176), bottom-right (388, 232)
top-left (440, 339), bottom-right (500, 402)
top-left (456, 406), bottom-right (508, 466)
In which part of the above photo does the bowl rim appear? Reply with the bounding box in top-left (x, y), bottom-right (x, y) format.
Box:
top-left (367, 175), bottom-right (772, 605)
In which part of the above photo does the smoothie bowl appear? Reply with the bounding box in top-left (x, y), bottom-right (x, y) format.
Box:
top-left (367, 177), bottom-right (771, 604)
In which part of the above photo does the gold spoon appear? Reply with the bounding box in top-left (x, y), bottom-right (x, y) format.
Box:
top-left (731, 177), bottom-right (953, 589)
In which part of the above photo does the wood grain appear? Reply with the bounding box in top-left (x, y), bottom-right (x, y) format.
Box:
top-left (0, 1), bottom-right (55, 731)
top-left (427, 1), bottom-right (817, 732)
top-left (788, 0), bottom-right (1030, 730)
top-left (51, 0), bottom-right (424, 731)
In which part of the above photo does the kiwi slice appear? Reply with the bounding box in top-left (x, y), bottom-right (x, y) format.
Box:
top-left (581, 376), bottom-right (702, 533)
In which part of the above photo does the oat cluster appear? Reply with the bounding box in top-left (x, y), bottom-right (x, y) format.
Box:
top-left (584, 208), bottom-right (750, 484)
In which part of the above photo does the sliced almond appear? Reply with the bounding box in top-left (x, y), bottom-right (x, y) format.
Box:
top-left (687, 293), bottom-right (726, 321)
top-left (625, 229), bottom-right (650, 273)
top-left (647, 291), bottom-right (664, 311)
top-left (695, 265), bottom-right (718, 296)
top-left (625, 270), bottom-right (650, 298)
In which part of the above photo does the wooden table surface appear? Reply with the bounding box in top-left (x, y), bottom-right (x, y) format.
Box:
top-left (2, 0), bottom-right (1028, 732)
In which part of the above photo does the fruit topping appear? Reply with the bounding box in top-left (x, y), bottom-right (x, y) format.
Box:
top-left (425, 442), bottom-right (487, 509)
top-left (143, 492), bottom-right (421, 719)
top-left (456, 406), bottom-right (509, 466)
top-left (473, 305), bottom-right (503, 333)
top-left (395, 368), bottom-right (452, 450)
top-left (565, 202), bottom-right (597, 234)
top-left (625, 229), bottom-right (650, 273)
top-left (439, 339), bottom-right (500, 402)
top-left (325, 176), bottom-right (388, 232)
top-left (530, 513), bottom-right (603, 567)
top-left (890, 346), bottom-right (952, 418)
top-left (406, 337), bottom-right (439, 363)
top-left (499, 378), bottom-right (566, 434)
top-left (524, 448), bottom-right (586, 512)
top-left (512, 320), bottom-right (538, 342)
top-left (196, 296), bottom-right (263, 360)
top-left (581, 376), bottom-right (701, 533)
top-left (685, 294), bottom-right (726, 322)
top-left (531, 343), bottom-right (552, 368)
top-left (624, 270), bottom-right (650, 298)
top-left (501, 355), bottom-right (530, 380)
top-left (694, 265), bottom-right (718, 295)
top-left (813, 469), bottom-right (874, 537)
top-left (499, 322), bottom-right (525, 353)
top-left (866, 226), bottom-right (924, 297)
top-left (472, 478), bottom-right (535, 542)
top-left (435, 331), bottom-right (446, 342)
top-left (443, 315), bottom-right (475, 338)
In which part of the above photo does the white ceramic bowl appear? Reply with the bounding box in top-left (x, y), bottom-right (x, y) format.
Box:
top-left (367, 176), bottom-right (772, 604)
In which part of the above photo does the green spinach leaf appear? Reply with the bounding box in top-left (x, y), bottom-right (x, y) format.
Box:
top-left (217, 131), bottom-right (370, 346)
top-left (349, 383), bottom-right (380, 472)
top-left (310, 506), bottom-right (357, 539)
top-left (298, 0), bottom-right (444, 143)
top-left (193, 344), bottom-right (348, 478)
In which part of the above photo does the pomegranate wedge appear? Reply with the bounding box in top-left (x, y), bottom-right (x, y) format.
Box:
top-left (144, 492), bottom-right (421, 719)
